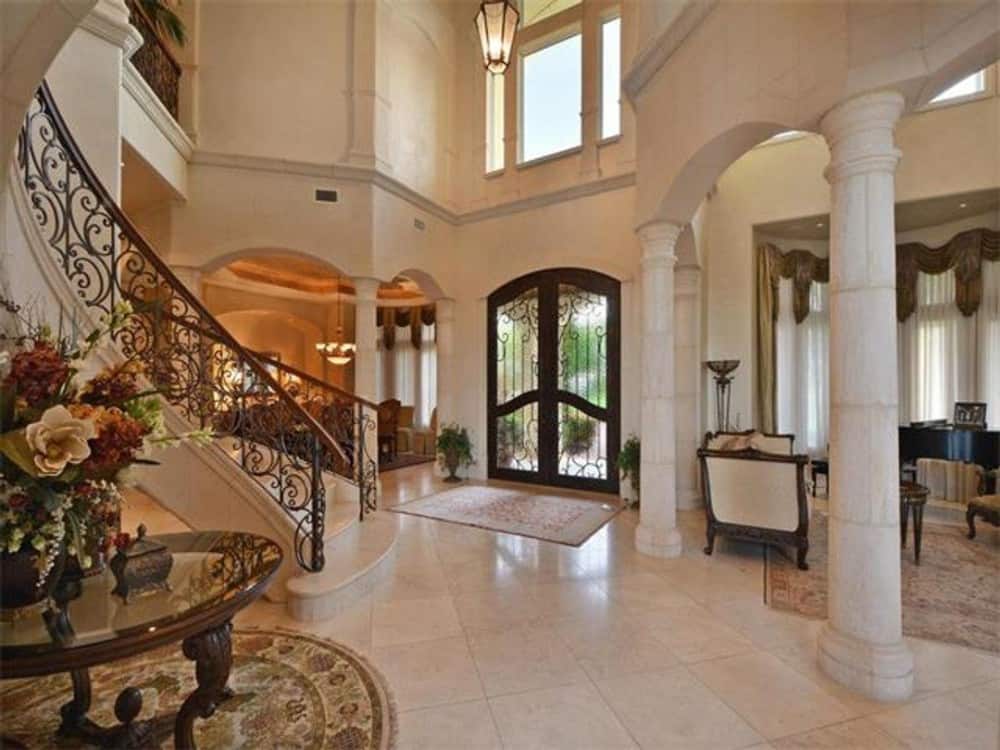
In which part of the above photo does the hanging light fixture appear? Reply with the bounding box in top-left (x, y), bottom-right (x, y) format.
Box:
top-left (475, 0), bottom-right (520, 75)
top-left (316, 273), bottom-right (357, 366)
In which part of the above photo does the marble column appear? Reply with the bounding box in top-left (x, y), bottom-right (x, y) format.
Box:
top-left (352, 277), bottom-right (380, 402)
top-left (435, 298), bottom-right (455, 426)
top-left (817, 91), bottom-right (914, 701)
top-left (635, 222), bottom-right (683, 558)
top-left (674, 264), bottom-right (701, 509)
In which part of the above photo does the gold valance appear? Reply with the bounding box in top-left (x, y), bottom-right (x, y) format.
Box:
top-left (761, 244), bottom-right (830, 324)
top-left (896, 227), bottom-right (999, 321)
top-left (376, 304), bottom-right (436, 349)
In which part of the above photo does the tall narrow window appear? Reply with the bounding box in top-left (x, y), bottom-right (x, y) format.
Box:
top-left (600, 16), bottom-right (621, 139)
top-left (486, 72), bottom-right (505, 172)
top-left (520, 32), bottom-right (582, 162)
top-left (930, 69), bottom-right (986, 104)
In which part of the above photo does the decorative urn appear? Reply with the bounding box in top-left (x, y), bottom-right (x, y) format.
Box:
top-left (110, 525), bottom-right (173, 603)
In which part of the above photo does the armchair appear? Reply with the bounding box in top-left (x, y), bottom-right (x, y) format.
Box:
top-left (377, 399), bottom-right (401, 460)
top-left (397, 406), bottom-right (416, 453)
top-left (413, 408), bottom-right (438, 456)
top-left (698, 431), bottom-right (810, 570)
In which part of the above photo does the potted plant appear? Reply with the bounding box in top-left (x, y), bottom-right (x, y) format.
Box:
top-left (561, 415), bottom-right (596, 456)
top-left (436, 423), bottom-right (474, 482)
top-left (0, 299), bottom-right (210, 610)
top-left (617, 435), bottom-right (640, 507)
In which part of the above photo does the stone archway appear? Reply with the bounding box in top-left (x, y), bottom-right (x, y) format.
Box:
top-left (627, 0), bottom-right (1000, 704)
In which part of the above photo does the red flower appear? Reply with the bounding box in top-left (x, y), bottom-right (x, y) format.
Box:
top-left (112, 532), bottom-right (131, 551)
top-left (7, 493), bottom-right (28, 511)
top-left (79, 362), bottom-right (143, 406)
top-left (4, 341), bottom-right (69, 407)
top-left (69, 405), bottom-right (149, 476)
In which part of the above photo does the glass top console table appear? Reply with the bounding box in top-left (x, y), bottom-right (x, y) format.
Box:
top-left (0, 531), bottom-right (282, 749)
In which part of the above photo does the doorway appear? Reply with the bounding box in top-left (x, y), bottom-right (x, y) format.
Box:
top-left (487, 268), bottom-right (620, 493)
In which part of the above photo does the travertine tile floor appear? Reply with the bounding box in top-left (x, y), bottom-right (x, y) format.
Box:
top-left (125, 467), bottom-right (1000, 750)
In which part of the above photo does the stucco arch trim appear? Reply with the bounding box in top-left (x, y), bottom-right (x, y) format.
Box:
top-left (652, 122), bottom-right (796, 227)
top-left (197, 245), bottom-right (353, 277)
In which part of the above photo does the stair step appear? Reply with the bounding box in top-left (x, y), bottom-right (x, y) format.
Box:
top-left (284, 511), bottom-right (399, 622)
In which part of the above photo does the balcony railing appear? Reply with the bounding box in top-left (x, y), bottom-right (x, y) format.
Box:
top-left (126, 0), bottom-right (182, 119)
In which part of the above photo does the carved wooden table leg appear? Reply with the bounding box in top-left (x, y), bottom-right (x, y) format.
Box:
top-left (56, 669), bottom-right (151, 747)
top-left (174, 621), bottom-right (234, 750)
top-left (58, 668), bottom-right (92, 736)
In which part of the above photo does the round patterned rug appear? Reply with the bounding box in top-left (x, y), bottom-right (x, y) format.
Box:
top-left (0, 629), bottom-right (396, 749)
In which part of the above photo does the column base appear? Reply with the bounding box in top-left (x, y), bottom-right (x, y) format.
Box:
top-left (635, 523), bottom-right (682, 558)
top-left (817, 622), bottom-right (914, 702)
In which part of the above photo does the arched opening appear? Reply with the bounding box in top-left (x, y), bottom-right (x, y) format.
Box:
top-left (487, 268), bottom-right (621, 494)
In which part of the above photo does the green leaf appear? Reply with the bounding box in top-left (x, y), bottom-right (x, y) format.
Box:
top-left (38, 484), bottom-right (64, 512)
top-left (0, 430), bottom-right (39, 478)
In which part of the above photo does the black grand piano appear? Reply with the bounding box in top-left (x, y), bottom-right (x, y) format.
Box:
top-left (899, 422), bottom-right (1000, 494)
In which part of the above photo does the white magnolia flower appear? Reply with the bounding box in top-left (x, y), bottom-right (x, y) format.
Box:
top-left (0, 350), bottom-right (11, 380)
top-left (25, 405), bottom-right (96, 476)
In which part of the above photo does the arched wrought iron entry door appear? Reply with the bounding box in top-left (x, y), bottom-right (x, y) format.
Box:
top-left (488, 269), bottom-right (620, 493)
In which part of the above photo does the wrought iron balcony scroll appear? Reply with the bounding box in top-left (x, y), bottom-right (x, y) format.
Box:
top-left (16, 83), bottom-right (366, 572)
top-left (126, 0), bottom-right (182, 119)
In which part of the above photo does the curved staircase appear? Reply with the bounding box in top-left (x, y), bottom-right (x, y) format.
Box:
top-left (8, 83), bottom-right (398, 614)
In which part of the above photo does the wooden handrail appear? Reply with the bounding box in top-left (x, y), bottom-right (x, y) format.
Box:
top-left (251, 352), bottom-right (380, 411)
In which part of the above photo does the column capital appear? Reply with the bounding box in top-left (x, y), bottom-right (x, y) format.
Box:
top-left (637, 221), bottom-right (683, 264)
top-left (352, 276), bottom-right (381, 300)
top-left (821, 91), bottom-right (904, 183)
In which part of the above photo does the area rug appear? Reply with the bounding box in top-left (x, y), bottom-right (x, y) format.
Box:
top-left (767, 513), bottom-right (999, 653)
top-left (0, 629), bottom-right (396, 749)
top-left (389, 485), bottom-right (623, 546)
top-left (378, 452), bottom-right (435, 473)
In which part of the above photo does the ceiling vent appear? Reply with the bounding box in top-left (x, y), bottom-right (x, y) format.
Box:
top-left (314, 188), bottom-right (338, 204)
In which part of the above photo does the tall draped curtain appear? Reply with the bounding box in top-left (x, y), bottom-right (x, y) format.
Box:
top-left (417, 322), bottom-right (437, 428)
top-left (776, 280), bottom-right (829, 454)
top-left (979, 261), bottom-right (1000, 428)
top-left (376, 314), bottom-right (438, 429)
top-left (761, 233), bottom-right (1000, 443)
top-left (898, 270), bottom-right (976, 424)
top-left (896, 262), bottom-right (1000, 428)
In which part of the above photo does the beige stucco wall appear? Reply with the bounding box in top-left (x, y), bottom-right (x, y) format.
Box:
top-left (631, 0), bottom-right (999, 228)
top-left (196, 0), bottom-right (351, 165)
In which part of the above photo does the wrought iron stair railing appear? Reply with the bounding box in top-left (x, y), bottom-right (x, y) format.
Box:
top-left (16, 83), bottom-right (378, 571)
top-left (251, 354), bottom-right (378, 522)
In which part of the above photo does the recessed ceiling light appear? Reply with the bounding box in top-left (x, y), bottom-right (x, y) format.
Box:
top-left (959, 202), bottom-right (968, 208)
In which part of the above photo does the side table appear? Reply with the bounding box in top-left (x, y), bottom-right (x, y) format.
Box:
top-left (899, 481), bottom-right (929, 565)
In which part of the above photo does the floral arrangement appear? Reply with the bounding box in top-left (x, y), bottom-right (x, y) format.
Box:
top-left (0, 299), bottom-right (211, 586)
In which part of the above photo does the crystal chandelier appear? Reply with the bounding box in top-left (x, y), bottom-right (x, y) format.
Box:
top-left (475, 0), bottom-right (520, 74)
top-left (315, 338), bottom-right (355, 367)
top-left (316, 274), bottom-right (357, 366)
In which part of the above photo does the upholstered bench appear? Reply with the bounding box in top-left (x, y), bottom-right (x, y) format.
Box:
top-left (967, 495), bottom-right (1000, 539)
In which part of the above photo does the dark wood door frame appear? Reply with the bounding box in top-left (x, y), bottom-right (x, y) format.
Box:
top-left (487, 268), bottom-right (621, 494)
